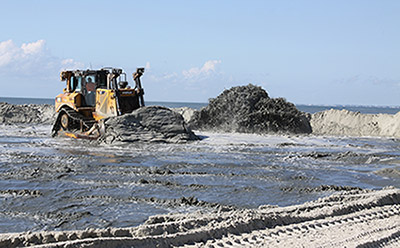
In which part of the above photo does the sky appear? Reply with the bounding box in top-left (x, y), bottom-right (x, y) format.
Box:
top-left (0, 0), bottom-right (399, 106)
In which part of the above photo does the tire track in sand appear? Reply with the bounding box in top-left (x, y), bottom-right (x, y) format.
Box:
top-left (0, 188), bottom-right (398, 248)
top-left (193, 204), bottom-right (400, 247)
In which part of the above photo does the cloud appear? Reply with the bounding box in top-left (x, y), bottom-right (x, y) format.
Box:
top-left (61, 58), bottom-right (85, 70)
top-left (21, 40), bottom-right (45, 55)
top-left (0, 40), bottom-right (20, 67)
top-left (147, 72), bottom-right (179, 86)
top-left (182, 60), bottom-right (221, 79)
top-left (146, 60), bottom-right (223, 84)
top-left (0, 39), bottom-right (46, 68)
top-left (143, 59), bottom-right (229, 102)
top-left (0, 39), bottom-right (84, 76)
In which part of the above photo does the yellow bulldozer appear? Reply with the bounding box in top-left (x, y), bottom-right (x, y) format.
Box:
top-left (51, 67), bottom-right (145, 139)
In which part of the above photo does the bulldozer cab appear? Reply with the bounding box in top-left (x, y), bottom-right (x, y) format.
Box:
top-left (62, 70), bottom-right (109, 107)
top-left (68, 76), bottom-right (93, 106)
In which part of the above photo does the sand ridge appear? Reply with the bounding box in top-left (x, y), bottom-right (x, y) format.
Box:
top-left (311, 109), bottom-right (400, 138)
top-left (0, 187), bottom-right (398, 248)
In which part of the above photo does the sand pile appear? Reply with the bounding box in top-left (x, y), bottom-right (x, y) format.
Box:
top-left (172, 107), bottom-right (197, 124)
top-left (101, 106), bottom-right (199, 143)
top-left (0, 102), bottom-right (54, 124)
top-left (189, 84), bottom-right (312, 134)
top-left (3, 97), bottom-right (400, 140)
top-left (311, 109), bottom-right (400, 138)
top-left (0, 187), bottom-right (398, 248)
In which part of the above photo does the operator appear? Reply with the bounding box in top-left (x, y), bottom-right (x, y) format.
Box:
top-left (86, 77), bottom-right (96, 92)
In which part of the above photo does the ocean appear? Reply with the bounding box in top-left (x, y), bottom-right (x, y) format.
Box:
top-left (0, 96), bottom-right (400, 233)
top-left (1, 96), bottom-right (400, 114)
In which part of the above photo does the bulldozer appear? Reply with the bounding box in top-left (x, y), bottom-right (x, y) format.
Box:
top-left (51, 67), bottom-right (145, 139)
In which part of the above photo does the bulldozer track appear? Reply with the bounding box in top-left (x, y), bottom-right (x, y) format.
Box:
top-left (62, 108), bottom-right (96, 130)
top-left (52, 108), bottom-right (96, 136)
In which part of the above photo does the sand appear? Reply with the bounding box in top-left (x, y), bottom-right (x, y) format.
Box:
top-left (0, 187), bottom-right (398, 247)
top-left (3, 87), bottom-right (400, 140)
top-left (0, 102), bottom-right (54, 124)
top-left (2, 89), bottom-right (400, 247)
top-left (172, 107), bottom-right (197, 124)
top-left (310, 109), bottom-right (400, 138)
top-left (189, 84), bottom-right (312, 134)
top-left (102, 106), bottom-right (199, 143)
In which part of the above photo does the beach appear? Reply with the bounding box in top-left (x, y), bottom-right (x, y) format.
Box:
top-left (0, 187), bottom-right (398, 247)
top-left (0, 98), bottom-right (399, 247)
top-left (2, 0), bottom-right (400, 246)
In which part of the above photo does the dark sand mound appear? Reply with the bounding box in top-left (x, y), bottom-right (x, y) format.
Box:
top-left (0, 102), bottom-right (54, 124)
top-left (190, 84), bottom-right (312, 134)
top-left (101, 106), bottom-right (199, 143)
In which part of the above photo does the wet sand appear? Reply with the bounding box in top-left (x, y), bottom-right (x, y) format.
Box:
top-left (0, 187), bottom-right (398, 247)
top-left (1, 98), bottom-right (400, 247)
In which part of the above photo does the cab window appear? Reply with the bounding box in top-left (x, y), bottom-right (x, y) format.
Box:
top-left (70, 77), bottom-right (82, 92)
top-left (96, 73), bottom-right (107, 89)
